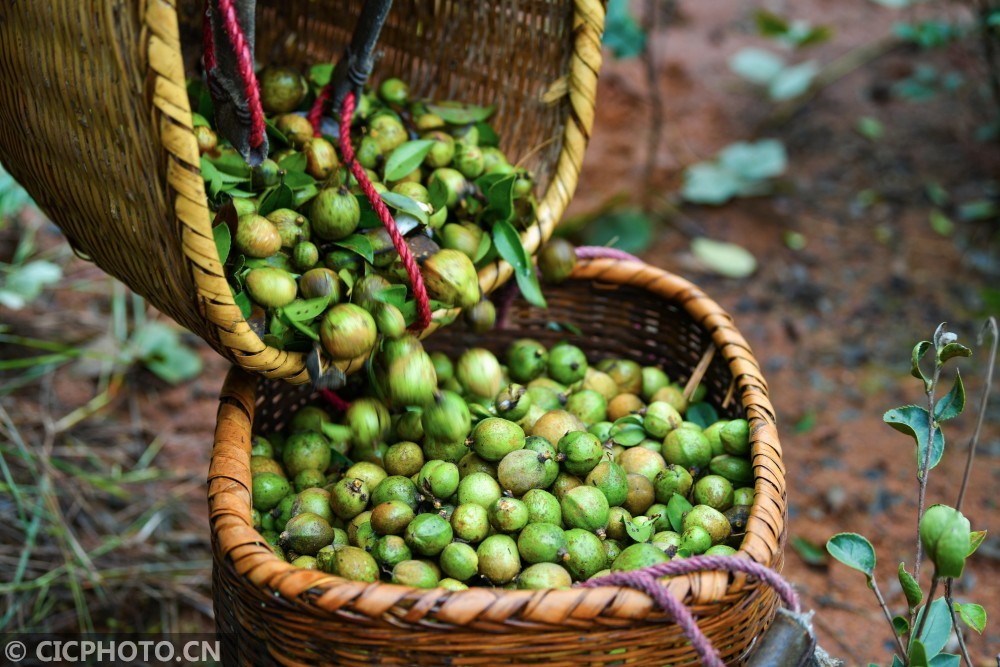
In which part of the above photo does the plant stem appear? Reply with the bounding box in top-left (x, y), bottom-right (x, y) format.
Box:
top-left (870, 576), bottom-right (909, 661)
top-left (640, 0), bottom-right (669, 209)
top-left (944, 579), bottom-right (975, 667)
top-left (911, 577), bottom-right (940, 656)
top-left (956, 317), bottom-right (997, 512)
top-left (913, 362), bottom-right (942, 587)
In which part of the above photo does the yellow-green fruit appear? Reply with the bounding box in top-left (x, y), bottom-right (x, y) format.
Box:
top-left (299, 268), bottom-right (342, 301)
top-left (369, 114), bottom-right (408, 153)
top-left (320, 303), bottom-right (377, 360)
top-left (310, 187), bottom-right (361, 241)
top-left (251, 472), bottom-right (290, 512)
top-left (258, 66), bottom-right (308, 114)
top-left (235, 214), bottom-right (282, 258)
top-left (245, 268), bottom-right (297, 309)
top-left (537, 238), bottom-right (577, 284)
top-left (378, 77), bottom-right (410, 105)
top-left (194, 125), bottom-right (218, 154)
top-left (275, 113), bottom-right (314, 148)
top-left (422, 249), bottom-right (480, 309)
top-left (304, 137), bottom-right (339, 180)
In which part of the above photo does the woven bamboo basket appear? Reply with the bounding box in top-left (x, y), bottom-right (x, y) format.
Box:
top-left (0, 0), bottom-right (605, 384)
top-left (208, 257), bottom-right (787, 666)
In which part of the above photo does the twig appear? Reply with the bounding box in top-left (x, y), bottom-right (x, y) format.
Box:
top-left (914, 359), bottom-right (943, 586)
top-left (762, 36), bottom-right (902, 128)
top-left (640, 0), bottom-right (669, 208)
top-left (974, 0), bottom-right (1000, 115)
top-left (944, 579), bottom-right (975, 667)
top-left (956, 316), bottom-right (997, 512)
top-left (871, 576), bottom-right (909, 660)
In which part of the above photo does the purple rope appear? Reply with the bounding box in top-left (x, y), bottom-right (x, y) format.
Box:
top-left (574, 245), bottom-right (643, 263)
top-left (576, 555), bottom-right (800, 667)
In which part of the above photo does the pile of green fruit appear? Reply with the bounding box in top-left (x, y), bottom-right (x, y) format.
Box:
top-left (191, 65), bottom-right (546, 363)
top-left (248, 333), bottom-right (756, 590)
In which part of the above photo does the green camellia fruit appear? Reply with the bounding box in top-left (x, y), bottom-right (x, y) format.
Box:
top-left (919, 504), bottom-right (971, 578)
top-left (320, 303), bottom-right (377, 360)
top-left (310, 187), bottom-right (361, 241)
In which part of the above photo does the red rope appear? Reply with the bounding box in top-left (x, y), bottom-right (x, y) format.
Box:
top-left (308, 85), bottom-right (332, 138)
top-left (333, 91), bottom-right (433, 330)
top-left (320, 388), bottom-right (351, 412)
top-left (203, 0), bottom-right (266, 149)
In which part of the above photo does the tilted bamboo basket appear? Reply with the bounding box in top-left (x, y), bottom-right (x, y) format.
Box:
top-left (0, 0), bottom-right (605, 384)
top-left (209, 258), bottom-right (787, 666)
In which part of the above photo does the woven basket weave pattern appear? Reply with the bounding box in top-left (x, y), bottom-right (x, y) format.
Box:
top-left (209, 258), bottom-right (787, 666)
top-left (0, 0), bottom-right (605, 384)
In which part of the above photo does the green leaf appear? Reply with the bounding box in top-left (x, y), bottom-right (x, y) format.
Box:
top-left (729, 47), bottom-right (786, 85)
top-left (898, 562), bottom-right (923, 611)
top-left (278, 295), bottom-right (331, 323)
top-left (937, 342), bottom-right (971, 365)
top-left (933, 371), bottom-right (964, 421)
top-left (957, 199), bottom-right (997, 221)
top-left (258, 184), bottom-right (294, 217)
top-left (719, 140), bottom-right (788, 181)
top-left (309, 63), bottom-right (334, 88)
top-left (892, 655), bottom-right (905, 667)
top-left (278, 151), bottom-right (307, 173)
top-left (754, 9), bottom-right (791, 37)
top-left (667, 493), bottom-right (693, 533)
top-left (484, 174), bottom-right (517, 224)
top-left (686, 402), bottom-right (719, 429)
top-left (892, 615), bottom-right (909, 636)
top-left (428, 177), bottom-right (450, 211)
top-left (129, 322), bottom-right (203, 385)
top-left (911, 340), bottom-right (932, 386)
top-left (611, 425), bottom-right (646, 447)
top-left (284, 315), bottom-right (320, 341)
top-left (624, 518), bottom-right (654, 543)
top-left (0, 260), bottom-right (62, 309)
top-left (192, 112), bottom-right (210, 128)
top-left (475, 122), bottom-right (499, 147)
top-left (207, 151), bottom-right (252, 179)
top-left (954, 602), bottom-right (986, 634)
top-left (383, 140), bottom-right (435, 182)
top-left (691, 238), bottom-right (758, 279)
top-left (826, 533), bottom-right (876, 577)
top-left (768, 60), bottom-right (819, 100)
top-left (790, 536), bottom-right (828, 566)
top-left (602, 0), bottom-right (647, 59)
top-left (213, 223), bottom-right (231, 264)
top-left (929, 209), bottom-right (954, 237)
top-left (928, 654), bottom-right (960, 667)
top-left (264, 118), bottom-right (289, 147)
top-left (473, 231), bottom-right (493, 264)
top-left (374, 285), bottom-right (409, 309)
top-left (913, 597), bottom-right (952, 658)
top-left (493, 219), bottom-right (546, 309)
top-left (883, 405), bottom-right (945, 470)
top-left (857, 116), bottom-right (885, 141)
top-left (282, 170), bottom-right (316, 191)
top-left (234, 290), bottom-right (252, 319)
top-left (682, 162), bottom-right (744, 204)
top-left (582, 210), bottom-right (654, 255)
top-left (909, 639), bottom-right (929, 667)
top-left (333, 235), bottom-right (375, 264)
top-left (380, 191), bottom-right (430, 225)
top-left (425, 103), bottom-right (496, 125)
top-left (968, 530), bottom-right (986, 556)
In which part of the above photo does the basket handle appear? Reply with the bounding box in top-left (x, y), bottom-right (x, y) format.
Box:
top-left (579, 555), bottom-right (804, 667)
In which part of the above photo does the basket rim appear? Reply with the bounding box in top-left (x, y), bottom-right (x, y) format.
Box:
top-left (159, 0), bottom-right (607, 384)
top-left (208, 257), bottom-right (788, 629)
